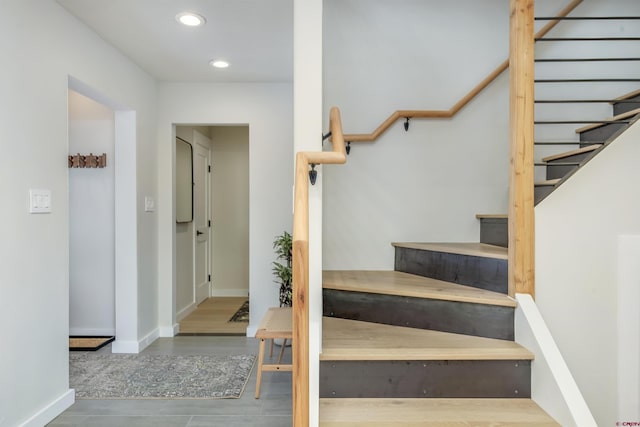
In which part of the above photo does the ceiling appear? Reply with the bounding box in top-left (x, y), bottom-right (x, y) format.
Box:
top-left (57, 0), bottom-right (293, 83)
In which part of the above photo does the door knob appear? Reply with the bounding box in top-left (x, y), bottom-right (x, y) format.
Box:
top-left (196, 230), bottom-right (203, 236)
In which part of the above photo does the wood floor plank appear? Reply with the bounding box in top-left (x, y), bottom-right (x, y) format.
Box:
top-left (321, 317), bottom-right (533, 361)
top-left (323, 270), bottom-right (516, 307)
top-left (319, 398), bottom-right (559, 426)
top-left (391, 242), bottom-right (508, 260)
top-left (178, 297), bottom-right (248, 335)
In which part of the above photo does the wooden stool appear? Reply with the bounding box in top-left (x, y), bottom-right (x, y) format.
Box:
top-left (254, 307), bottom-right (293, 398)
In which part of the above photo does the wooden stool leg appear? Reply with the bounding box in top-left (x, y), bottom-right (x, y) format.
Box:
top-left (255, 338), bottom-right (266, 399)
top-left (277, 338), bottom-right (287, 364)
top-left (269, 338), bottom-right (274, 357)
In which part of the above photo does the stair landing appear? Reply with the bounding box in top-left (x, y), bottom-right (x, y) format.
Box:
top-left (319, 398), bottom-right (560, 426)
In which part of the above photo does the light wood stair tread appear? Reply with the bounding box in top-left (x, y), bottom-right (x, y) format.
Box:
top-left (475, 213), bottom-right (508, 219)
top-left (541, 144), bottom-right (601, 162)
top-left (323, 270), bottom-right (516, 307)
top-left (613, 88), bottom-right (640, 102)
top-left (536, 178), bottom-right (561, 186)
top-left (319, 398), bottom-right (559, 426)
top-left (391, 242), bottom-right (507, 260)
top-left (321, 317), bottom-right (534, 361)
top-left (575, 107), bottom-right (640, 133)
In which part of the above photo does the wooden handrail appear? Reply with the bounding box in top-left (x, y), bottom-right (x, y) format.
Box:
top-left (292, 107), bottom-right (347, 427)
top-left (344, 0), bottom-right (583, 143)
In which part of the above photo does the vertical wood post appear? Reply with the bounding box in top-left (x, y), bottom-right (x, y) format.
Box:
top-left (292, 152), bottom-right (310, 427)
top-left (509, 0), bottom-right (535, 297)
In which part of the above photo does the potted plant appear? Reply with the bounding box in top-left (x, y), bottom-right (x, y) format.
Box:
top-left (272, 231), bottom-right (292, 307)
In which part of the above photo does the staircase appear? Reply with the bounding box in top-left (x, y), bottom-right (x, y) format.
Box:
top-left (318, 243), bottom-right (557, 425)
top-left (315, 61), bottom-right (640, 427)
top-left (534, 90), bottom-right (640, 205)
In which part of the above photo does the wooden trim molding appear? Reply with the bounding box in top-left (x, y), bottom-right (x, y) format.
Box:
top-left (343, 0), bottom-right (583, 143)
top-left (292, 107), bottom-right (347, 427)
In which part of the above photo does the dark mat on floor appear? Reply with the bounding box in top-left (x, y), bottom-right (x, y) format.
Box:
top-left (69, 336), bottom-right (115, 351)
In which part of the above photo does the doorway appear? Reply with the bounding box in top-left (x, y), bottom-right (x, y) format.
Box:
top-left (175, 125), bottom-right (250, 334)
top-left (68, 76), bottom-right (138, 353)
top-left (68, 90), bottom-right (115, 338)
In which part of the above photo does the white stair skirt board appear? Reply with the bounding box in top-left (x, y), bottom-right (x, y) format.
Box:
top-left (515, 294), bottom-right (597, 427)
top-left (617, 236), bottom-right (640, 422)
top-left (19, 389), bottom-right (74, 427)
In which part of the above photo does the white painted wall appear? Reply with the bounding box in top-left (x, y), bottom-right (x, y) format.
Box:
top-left (68, 90), bottom-right (115, 336)
top-left (210, 126), bottom-right (250, 297)
top-left (322, 0), bottom-right (513, 269)
top-left (156, 83), bottom-right (293, 338)
top-left (0, 1), bottom-right (157, 425)
top-left (536, 119), bottom-right (640, 425)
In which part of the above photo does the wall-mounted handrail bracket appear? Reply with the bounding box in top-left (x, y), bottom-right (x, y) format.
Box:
top-left (403, 117), bottom-right (410, 131)
top-left (346, 141), bottom-right (351, 155)
top-left (309, 164), bottom-right (318, 185)
top-left (322, 131), bottom-right (333, 147)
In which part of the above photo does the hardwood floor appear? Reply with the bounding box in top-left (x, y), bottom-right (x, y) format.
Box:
top-left (179, 297), bottom-right (248, 335)
top-left (49, 336), bottom-right (292, 427)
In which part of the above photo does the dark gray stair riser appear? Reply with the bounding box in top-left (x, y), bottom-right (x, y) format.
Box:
top-left (394, 247), bottom-right (508, 294)
top-left (479, 218), bottom-right (508, 248)
top-left (323, 289), bottom-right (515, 340)
top-left (320, 360), bottom-right (531, 398)
top-left (546, 163), bottom-right (578, 180)
top-left (579, 122), bottom-right (627, 143)
top-left (613, 96), bottom-right (640, 115)
top-left (535, 185), bottom-right (554, 204)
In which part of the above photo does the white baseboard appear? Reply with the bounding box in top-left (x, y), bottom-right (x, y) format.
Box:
top-left (110, 328), bottom-right (159, 354)
top-left (19, 389), bottom-right (74, 427)
top-left (176, 301), bottom-right (197, 322)
top-left (159, 323), bottom-right (179, 337)
top-left (111, 339), bottom-right (140, 353)
top-left (138, 328), bottom-right (159, 352)
top-left (69, 327), bottom-right (115, 336)
top-left (211, 289), bottom-right (249, 297)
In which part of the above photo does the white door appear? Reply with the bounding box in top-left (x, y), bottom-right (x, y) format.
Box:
top-left (193, 130), bottom-right (211, 304)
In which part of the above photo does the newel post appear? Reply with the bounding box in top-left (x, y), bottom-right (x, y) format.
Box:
top-left (509, 0), bottom-right (535, 297)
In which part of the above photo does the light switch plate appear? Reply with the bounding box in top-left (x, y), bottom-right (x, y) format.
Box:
top-left (29, 189), bottom-right (52, 214)
top-left (144, 196), bottom-right (155, 212)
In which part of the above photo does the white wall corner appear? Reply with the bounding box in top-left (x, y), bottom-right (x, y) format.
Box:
top-left (515, 294), bottom-right (597, 427)
top-left (246, 325), bottom-right (257, 338)
top-left (18, 389), bottom-right (74, 427)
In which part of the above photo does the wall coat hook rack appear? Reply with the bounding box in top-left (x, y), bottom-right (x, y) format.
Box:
top-left (68, 153), bottom-right (107, 168)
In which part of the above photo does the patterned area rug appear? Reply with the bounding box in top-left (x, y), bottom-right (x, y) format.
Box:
top-left (70, 353), bottom-right (255, 399)
top-left (228, 300), bottom-right (249, 322)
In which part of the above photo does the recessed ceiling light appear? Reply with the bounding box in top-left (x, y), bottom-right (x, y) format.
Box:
top-left (176, 12), bottom-right (206, 27)
top-left (210, 60), bottom-right (230, 69)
